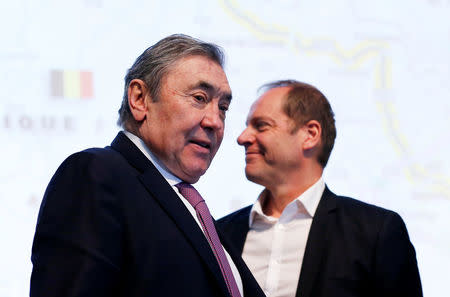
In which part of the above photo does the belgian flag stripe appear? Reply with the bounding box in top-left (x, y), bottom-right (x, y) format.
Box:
top-left (80, 71), bottom-right (93, 98)
top-left (51, 70), bottom-right (93, 98)
top-left (51, 70), bottom-right (63, 97)
top-left (64, 70), bottom-right (81, 98)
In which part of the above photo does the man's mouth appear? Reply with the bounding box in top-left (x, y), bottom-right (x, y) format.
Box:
top-left (245, 150), bottom-right (260, 155)
top-left (190, 140), bottom-right (211, 150)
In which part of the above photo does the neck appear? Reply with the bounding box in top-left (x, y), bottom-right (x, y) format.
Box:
top-left (125, 122), bottom-right (141, 136)
top-left (262, 165), bottom-right (322, 218)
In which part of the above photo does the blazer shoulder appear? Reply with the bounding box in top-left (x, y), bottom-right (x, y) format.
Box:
top-left (330, 193), bottom-right (407, 235)
top-left (334, 194), bottom-right (398, 217)
top-left (58, 146), bottom-right (133, 175)
top-left (70, 146), bottom-right (124, 164)
top-left (42, 147), bottom-right (137, 211)
top-left (217, 205), bottom-right (252, 227)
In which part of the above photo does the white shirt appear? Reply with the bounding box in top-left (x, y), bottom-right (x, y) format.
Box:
top-left (242, 177), bottom-right (325, 297)
top-left (123, 131), bottom-right (244, 296)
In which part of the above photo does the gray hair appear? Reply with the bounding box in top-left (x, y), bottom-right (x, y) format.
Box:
top-left (117, 34), bottom-right (225, 128)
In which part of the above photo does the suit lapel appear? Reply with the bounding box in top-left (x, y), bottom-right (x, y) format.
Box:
top-left (110, 132), bottom-right (230, 297)
top-left (224, 207), bottom-right (251, 254)
top-left (218, 221), bottom-right (265, 297)
top-left (296, 187), bottom-right (337, 297)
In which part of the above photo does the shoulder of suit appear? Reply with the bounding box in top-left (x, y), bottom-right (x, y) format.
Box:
top-left (217, 205), bottom-right (252, 226)
top-left (63, 146), bottom-right (123, 165)
top-left (330, 192), bottom-right (402, 223)
top-left (55, 146), bottom-right (133, 180)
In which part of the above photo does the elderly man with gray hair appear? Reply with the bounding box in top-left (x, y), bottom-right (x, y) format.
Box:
top-left (30, 34), bottom-right (265, 297)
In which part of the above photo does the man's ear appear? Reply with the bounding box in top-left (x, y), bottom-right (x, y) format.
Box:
top-left (302, 120), bottom-right (322, 151)
top-left (128, 79), bottom-right (151, 122)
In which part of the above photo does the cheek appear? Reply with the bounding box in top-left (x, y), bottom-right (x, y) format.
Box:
top-left (255, 136), bottom-right (269, 152)
top-left (216, 129), bottom-right (224, 144)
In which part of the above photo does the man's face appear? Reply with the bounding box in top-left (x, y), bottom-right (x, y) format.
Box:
top-left (140, 55), bottom-right (232, 183)
top-left (237, 87), bottom-right (305, 187)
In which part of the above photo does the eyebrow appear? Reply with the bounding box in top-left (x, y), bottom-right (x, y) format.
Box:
top-left (190, 80), bottom-right (232, 102)
top-left (246, 115), bottom-right (273, 126)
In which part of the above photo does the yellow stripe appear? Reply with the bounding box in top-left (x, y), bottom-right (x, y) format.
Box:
top-left (64, 70), bottom-right (80, 98)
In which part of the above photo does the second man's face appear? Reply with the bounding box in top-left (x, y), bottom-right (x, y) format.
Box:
top-left (237, 87), bottom-right (305, 188)
top-left (141, 55), bottom-right (232, 183)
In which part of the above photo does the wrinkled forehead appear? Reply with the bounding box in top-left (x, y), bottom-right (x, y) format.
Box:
top-left (171, 55), bottom-right (228, 83)
top-left (167, 54), bottom-right (225, 76)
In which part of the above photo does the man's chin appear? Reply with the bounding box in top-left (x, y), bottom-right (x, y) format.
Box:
top-left (180, 165), bottom-right (209, 184)
top-left (182, 175), bottom-right (201, 184)
top-left (245, 169), bottom-right (262, 185)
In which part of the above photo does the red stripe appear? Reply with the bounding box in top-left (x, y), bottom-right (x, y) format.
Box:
top-left (80, 71), bottom-right (93, 99)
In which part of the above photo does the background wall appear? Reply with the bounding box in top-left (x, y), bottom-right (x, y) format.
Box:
top-left (1, 0), bottom-right (449, 296)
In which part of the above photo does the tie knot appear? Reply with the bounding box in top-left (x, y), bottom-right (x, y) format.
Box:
top-left (175, 182), bottom-right (204, 208)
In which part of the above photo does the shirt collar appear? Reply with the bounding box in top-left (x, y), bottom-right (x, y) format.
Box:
top-left (248, 177), bottom-right (325, 227)
top-left (123, 130), bottom-right (181, 186)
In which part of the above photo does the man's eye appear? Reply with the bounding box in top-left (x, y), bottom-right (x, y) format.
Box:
top-left (255, 122), bottom-right (268, 131)
top-left (219, 104), bottom-right (229, 112)
top-left (194, 95), bottom-right (207, 102)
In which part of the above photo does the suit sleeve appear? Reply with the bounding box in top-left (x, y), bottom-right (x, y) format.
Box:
top-left (373, 211), bottom-right (423, 297)
top-left (30, 152), bottom-right (124, 297)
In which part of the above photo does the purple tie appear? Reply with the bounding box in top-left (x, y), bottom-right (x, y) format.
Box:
top-left (175, 182), bottom-right (242, 297)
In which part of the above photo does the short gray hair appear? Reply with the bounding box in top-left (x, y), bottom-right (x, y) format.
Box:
top-left (117, 34), bottom-right (225, 128)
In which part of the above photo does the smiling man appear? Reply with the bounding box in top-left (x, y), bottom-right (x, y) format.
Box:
top-left (30, 34), bottom-right (264, 297)
top-left (218, 80), bottom-right (422, 297)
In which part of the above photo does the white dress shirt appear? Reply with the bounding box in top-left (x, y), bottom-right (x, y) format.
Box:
top-left (242, 177), bottom-right (325, 297)
top-left (123, 131), bottom-right (244, 296)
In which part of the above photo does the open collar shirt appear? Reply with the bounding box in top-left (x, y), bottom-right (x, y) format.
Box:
top-left (242, 177), bottom-right (325, 297)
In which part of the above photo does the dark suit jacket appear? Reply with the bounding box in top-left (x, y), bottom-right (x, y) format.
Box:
top-left (217, 187), bottom-right (422, 297)
top-left (31, 132), bottom-right (265, 297)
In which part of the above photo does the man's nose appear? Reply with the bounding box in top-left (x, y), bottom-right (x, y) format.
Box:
top-left (201, 104), bottom-right (224, 131)
top-left (237, 127), bottom-right (253, 146)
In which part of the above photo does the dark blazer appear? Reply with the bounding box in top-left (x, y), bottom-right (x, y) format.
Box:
top-left (31, 132), bottom-right (265, 297)
top-left (217, 187), bottom-right (422, 297)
